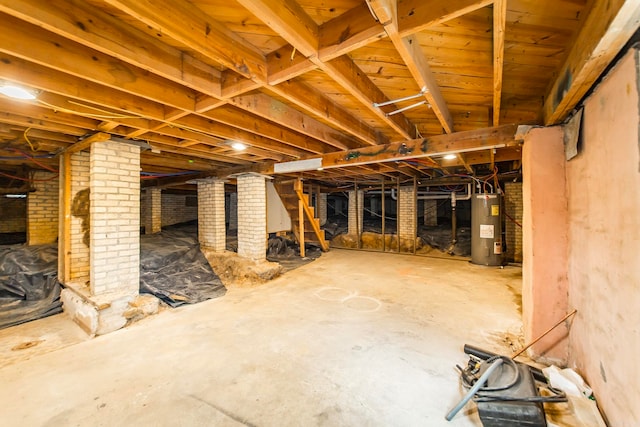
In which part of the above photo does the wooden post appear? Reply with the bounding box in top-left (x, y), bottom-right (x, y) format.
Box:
top-left (381, 178), bottom-right (386, 252)
top-left (355, 179), bottom-right (361, 249)
top-left (298, 195), bottom-right (305, 258)
top-left (396, 177), bottom-right (400, 252)
top-left (413, 176), bottom-right (417, 255)
top-left (61, 152), bottom-right (71, 283)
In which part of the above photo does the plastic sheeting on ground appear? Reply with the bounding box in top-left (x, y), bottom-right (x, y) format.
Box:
top-left (140, 227), bottom-right (226, 307)
top-left (0, 245), bottom-right (62, 330)
top-left (0, 225), bottom-right (227, 329)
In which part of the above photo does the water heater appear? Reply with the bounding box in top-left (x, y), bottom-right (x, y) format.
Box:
top-left (471, 193), bottom-right (503, 266)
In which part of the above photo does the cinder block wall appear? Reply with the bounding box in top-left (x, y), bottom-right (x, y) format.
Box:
top-left (504, 182), bottom-right (523, 262)
top-left (70, 151), bottom-right (90, 281)
top-left (398, 186), bottom-right (416, 240)
top-left (27, 171), bottom-right (59, 245)
top-left (0, 197), bottom-right (26, 233)
top-left (90, 141), bottom-right (140, 296)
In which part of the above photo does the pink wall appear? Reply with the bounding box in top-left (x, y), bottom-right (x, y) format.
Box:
top-left (565, 49), bottom-right (640, 426)
top-left (522, 126), bottom-right (570, 363)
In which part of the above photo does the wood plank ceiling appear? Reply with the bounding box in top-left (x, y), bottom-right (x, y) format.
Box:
top-left (0, 0), bottom-right (637, 188)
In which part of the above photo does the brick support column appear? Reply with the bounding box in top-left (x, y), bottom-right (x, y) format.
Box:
top-left (27, 171), bottom-right (59, 245)
top-left (237, 173), bottom-right (267, 260)
top-left (145, 188), bottom-right (162, 234)
top-left (318, 193), bottom-right (327, 226)
top-left (423, 200), bottom-right (438, 226)
top-left (347, 190), bottom-right (363, 235)
top-left (504, 182), bottom-right (523, 262)
top-left (228, 192), bottom-right (238, 232)
top-left (90, 141), bottom-right (140, 297)
top-left (197, 179), bottom-right (226, 252)
top-left (69, 151), bottom-right (90, 282)
top-left (398, 186), bottom-right (416, 240)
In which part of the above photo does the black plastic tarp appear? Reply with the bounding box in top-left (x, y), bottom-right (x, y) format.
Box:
top-left (0, 244), bottom-right (63, 330)
top-left (0, 226), bottom-right (227, 329)
top-left (139, 228), bottom-right (226, 307)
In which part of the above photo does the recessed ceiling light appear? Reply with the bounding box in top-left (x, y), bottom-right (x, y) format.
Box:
top-left (0, 85), bottom-right (37, 100)
top-left (231, 142), bottom-right (247, 151)
top-left (443, 154), bottom-right (457, 160)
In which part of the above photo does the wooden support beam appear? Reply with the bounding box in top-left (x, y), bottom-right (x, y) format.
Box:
top-left (238, 0), bottom-right (419, 140)
top-left (266, 81), bottom-right (386, 146)
top-left (318, 3), bottom-right (386, 61)
top-left (103, 0), bottom-right (267, 81)
top-left (493, 0), bottom-right (507, 127)
top-left (228, 93), bottom-right (360, 150)
top-left (396, 0), bottom-right (494, 37)
top-left (368, 0), bottom-right (454, 134)
top-left (0, 0), bottom-right (223, 96)
top-left (456, 153), bottom-right (474, 174)
top-left (543, 0), bottom-right (640, 125)
top-left (63, 132), bottom-right (111, 154)
top-left (319, 124), bottom-right (517, 169)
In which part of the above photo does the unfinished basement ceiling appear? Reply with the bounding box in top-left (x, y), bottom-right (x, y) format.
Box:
top-left (0, 0), bottom-right (623, 188)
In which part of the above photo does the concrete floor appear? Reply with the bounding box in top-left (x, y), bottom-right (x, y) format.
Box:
top-left (0, 249), bottom-right (523, 426)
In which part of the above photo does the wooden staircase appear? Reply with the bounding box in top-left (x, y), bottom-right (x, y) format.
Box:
top-left (273, 178), bottom-right (329, 255)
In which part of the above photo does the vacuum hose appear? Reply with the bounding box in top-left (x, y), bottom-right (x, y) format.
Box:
top-left (445, 358), bottom-right (504, 421)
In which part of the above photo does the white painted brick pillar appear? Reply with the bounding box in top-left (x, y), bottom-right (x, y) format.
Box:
top-left (228, 192), bottom-right (238, 231)
top-left (145, 188), bottom-right (162, 234)
top-left (197, 179), bottom-right (226, 252)
top-left (348, 190), bottom-right (363, 235)
top-left (28, 171), bottom-right (59, 245)
top-left (398, 186), bottom-right (416, 240)
top-left (318, 193), bottom-right (327, 226)
top-left (237, 173), bottom-right (268, 260)
top-left (90, 141), bottom-right (140, 297)
top-left (423, 200), bottom-right (438, 226)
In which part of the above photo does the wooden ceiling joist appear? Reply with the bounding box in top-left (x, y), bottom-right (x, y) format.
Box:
top-left (543, 0), bottom-right (640, 125)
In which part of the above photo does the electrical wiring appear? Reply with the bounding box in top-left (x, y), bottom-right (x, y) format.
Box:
top-left (23, 128), bottom-right (36, 152)
top-left (0, 171), bottom-right (59, 182)
top-left (504, 211), bottom-right (522, 228)
top-left (5, 147), bottom-right (58, 173)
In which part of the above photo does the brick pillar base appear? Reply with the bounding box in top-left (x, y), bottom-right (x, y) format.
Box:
top-left (237, 173), bottom-right (267, 260)
top-left (197, 179), bottom-right (226, 252)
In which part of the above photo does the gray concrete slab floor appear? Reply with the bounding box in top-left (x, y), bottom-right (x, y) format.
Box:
top-left (0, 249), bottom-right (523, 426)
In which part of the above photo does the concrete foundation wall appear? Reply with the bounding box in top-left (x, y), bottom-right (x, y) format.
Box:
top-left (0, 197), bottom-right (26, 233)
top-left (565, 50), bottom-right (640, 426)
top-left (27, 172), bottom-right (59, 245)
top-left (522, 126), bottom-right (569, 363)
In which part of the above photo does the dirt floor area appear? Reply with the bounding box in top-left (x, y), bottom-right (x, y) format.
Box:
top-left (0, 249), bottom-right (524, 426)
